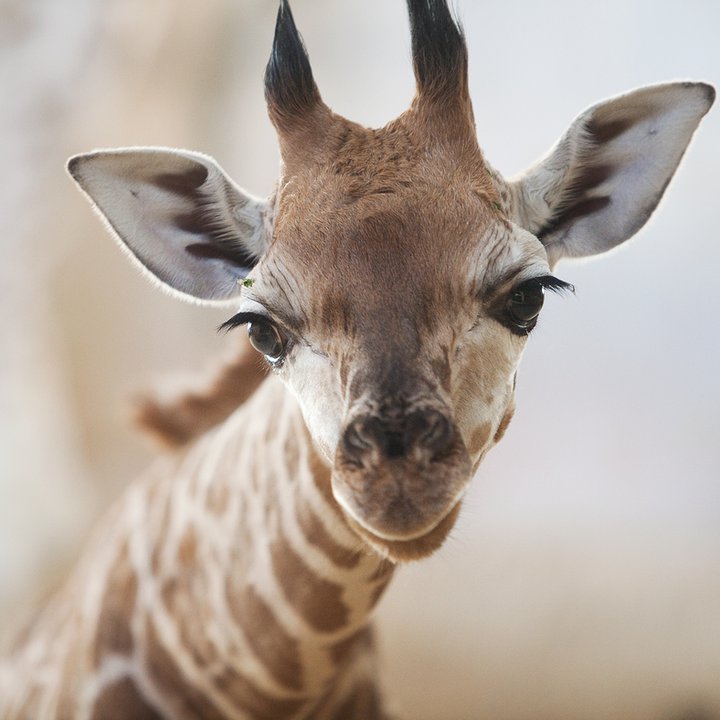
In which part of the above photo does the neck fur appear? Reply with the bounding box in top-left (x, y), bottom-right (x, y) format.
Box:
top-left (2, 376), bottom-right (394, 719)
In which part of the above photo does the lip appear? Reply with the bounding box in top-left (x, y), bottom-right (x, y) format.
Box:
top-left (343, 501), bottom-right (463, 562)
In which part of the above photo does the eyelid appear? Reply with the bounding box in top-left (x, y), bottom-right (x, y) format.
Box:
top-left (218, 311), bottom-right (271, 334)
top-left (483, 272), bottom-right (574, 303)
top-left (531, 275), bottom-right (575, 295)
top-left (238, 296), bottom-right (305, 335)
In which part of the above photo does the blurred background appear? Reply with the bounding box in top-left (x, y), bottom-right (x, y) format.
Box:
top-left (1, 0), bottom-right (718, 718)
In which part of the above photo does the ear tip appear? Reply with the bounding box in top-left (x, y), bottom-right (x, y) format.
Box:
top-left (697, 81), bottom-right (716, 109)
top-left (676, 81), bottom-right (716, 115)
top-left (67, 153), bottom-right (101, 187)
top-left (66, 151), bottom-right (102, 182)
top-left (66, 153), bottom-right (85, 179)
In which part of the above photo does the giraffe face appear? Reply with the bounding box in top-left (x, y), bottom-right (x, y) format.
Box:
top-left (227, 123), bottom-right (556, 560)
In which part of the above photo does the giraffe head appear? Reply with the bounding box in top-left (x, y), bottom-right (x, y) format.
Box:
top-left (68, 0), bottom-right (713, 561)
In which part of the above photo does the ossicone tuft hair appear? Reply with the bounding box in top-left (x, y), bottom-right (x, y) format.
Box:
top-left (406, 0), bottom-right (469, 103)
top-left (264, 0), bottom-right (322, 127)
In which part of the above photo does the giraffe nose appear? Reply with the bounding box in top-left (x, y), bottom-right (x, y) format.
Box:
top-left (341, 409), bottom-right (456, 464)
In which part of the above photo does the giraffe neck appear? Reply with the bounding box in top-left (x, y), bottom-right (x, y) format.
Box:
top-left (2, 376), bottom-right (394, 719)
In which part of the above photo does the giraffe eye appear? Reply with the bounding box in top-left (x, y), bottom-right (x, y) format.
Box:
top-left (506, 280), bottom-right (545, 332)
top-left (248, 320), bottom-right (287, 363)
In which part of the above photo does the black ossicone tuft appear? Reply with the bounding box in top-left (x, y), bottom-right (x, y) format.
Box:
top-left (406, 0), bottom-right (469, 101)
top-left (264, 0), bottom-right (321, 124)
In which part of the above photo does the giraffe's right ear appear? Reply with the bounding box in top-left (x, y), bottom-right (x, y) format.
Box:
top-left (67, 148), bottom-right (270, 302)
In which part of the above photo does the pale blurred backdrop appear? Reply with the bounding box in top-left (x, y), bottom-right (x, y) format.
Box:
top-left (1, 1), bottom-right (719, 718)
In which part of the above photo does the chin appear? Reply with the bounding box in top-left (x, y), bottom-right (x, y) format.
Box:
top-left (344, 501), bottom-right (463, 563)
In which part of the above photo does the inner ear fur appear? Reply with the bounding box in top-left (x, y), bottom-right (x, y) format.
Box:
top-left (67, 147), bottom-right (269, 302)
top-left (509, 82), bottom-right (715, 267)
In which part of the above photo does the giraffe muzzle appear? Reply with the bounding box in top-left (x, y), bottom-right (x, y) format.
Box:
top-left (333, 406), bottom-right (472, 556)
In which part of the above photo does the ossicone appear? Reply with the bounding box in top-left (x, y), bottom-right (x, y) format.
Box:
top-left (406, 0), bottom-right (470, 109)
top-left (264, 0), bottom-right (326, 133)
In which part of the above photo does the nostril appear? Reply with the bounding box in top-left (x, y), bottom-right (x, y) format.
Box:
top-left (363, 418), bottom-right (405, 458)
top-left (414, 411), bottom-right (455, 458)
top-left (383, 431), bottom-right (405, 459)
top-left (342, 420), bottom-right (372, 463)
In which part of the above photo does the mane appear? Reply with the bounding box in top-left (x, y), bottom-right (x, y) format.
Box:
top-left (134, 336), bottom-right (267, 448)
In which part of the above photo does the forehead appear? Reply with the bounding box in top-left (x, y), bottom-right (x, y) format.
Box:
top-left (256, 120), bottom-right (546, 323)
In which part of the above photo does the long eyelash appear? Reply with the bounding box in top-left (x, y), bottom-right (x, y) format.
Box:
top-left (536, 275), bottom-right (575, 295)
top-left (218, 312), bottom-right (268, 334)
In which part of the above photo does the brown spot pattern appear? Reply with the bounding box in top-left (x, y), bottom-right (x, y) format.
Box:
top-left (307, 446), bottom-right (344, 521)
top-left (469, 422), bottom-right (492, 456)
top-left (145, 619), bottom-right (226, 720)
top-left (150, 494), bottom-right (171, 575)
top-left (177, 527), bottom-right (197, 567)
top-left (215, 667), bottom-right (307, 720)
top-left (330, 627), bottom-right (374, 668)
top-left (430, 348), bottom-right (452, 392)
top-left (93, 542), bottom-right (137, 667)
top-left (368, 576), bottom-right (392, 610)
top-left (328, 681), bottom-right (383, 720)
top-left (226, 584), bottom-right (304, 691)
top-left (296, 496), bottom-right (361, 569)
top-left (270, 528), bottom-right (349, 632)
top-left (135, 335), bottom-right (267, 450)
top-left (90, 677), bottom-right (163, 720)
top-left (368, 560), bottom-right (394, 583)
top-left (494, 406), bottom-right (515, 444)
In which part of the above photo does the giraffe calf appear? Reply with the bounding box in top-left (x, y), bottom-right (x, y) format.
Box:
top-left (0, 0), bottom-right (712, 718)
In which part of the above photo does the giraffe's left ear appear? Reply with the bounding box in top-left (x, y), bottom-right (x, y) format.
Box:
top-left (509, 82), bottom-right (714, 267)
top-left (68, 148), bottom-right (271, 302)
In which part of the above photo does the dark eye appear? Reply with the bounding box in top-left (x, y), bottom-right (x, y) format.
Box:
top-left (506, 280), bottom-right (545, 332)
top-left (248, 320), bottom-right (287, 362)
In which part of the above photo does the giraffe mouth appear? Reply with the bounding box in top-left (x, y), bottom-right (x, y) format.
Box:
top-left (331, 454), bottom-right (471, 562)
top-left (342, 499), bottom-right (463, 562)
